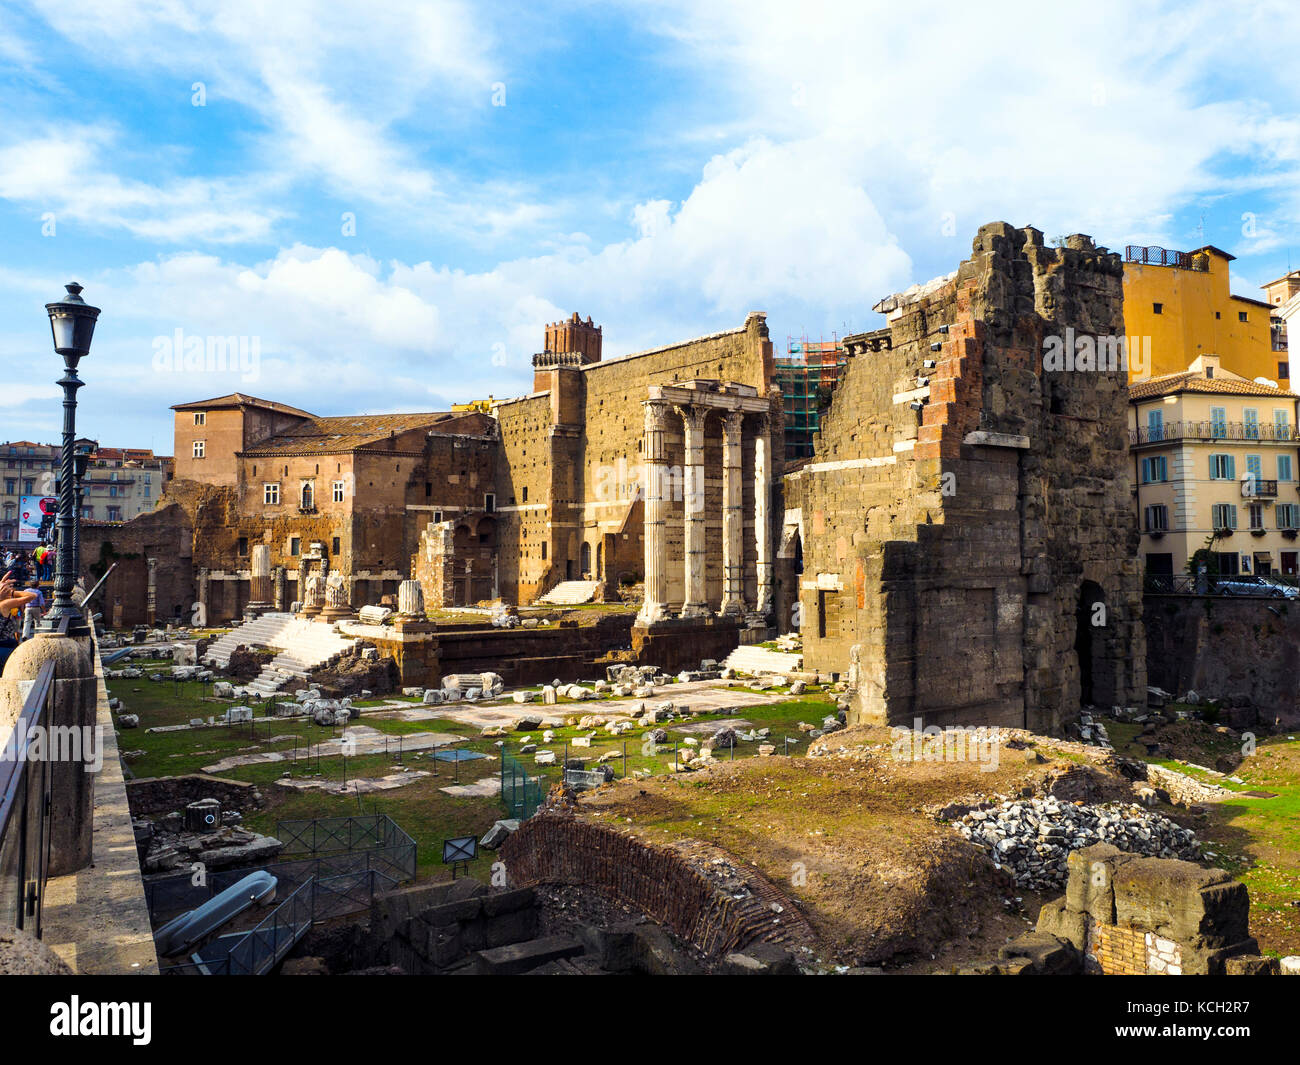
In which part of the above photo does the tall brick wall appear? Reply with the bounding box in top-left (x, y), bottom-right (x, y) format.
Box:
top-left (81, 502), bottom-right (195, 627)
top-left (496, 312), bottom-right (782, 608)
top-left (789, 223), bottom-right (1145, 733)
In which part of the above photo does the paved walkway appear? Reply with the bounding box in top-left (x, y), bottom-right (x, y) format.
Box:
top-left (401, 680), bottom-right (794, 731)
top-left (277, 769), bottom-right (432, 794)
top-left (201, 726), bottom-right (461, 773)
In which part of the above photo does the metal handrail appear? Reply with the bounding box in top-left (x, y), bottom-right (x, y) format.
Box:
top-left (1131, 421), bottom-right (1298, 445)
top-left (0, 659), bottom-right (57, 937)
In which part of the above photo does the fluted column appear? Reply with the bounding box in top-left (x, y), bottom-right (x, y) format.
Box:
top-left (637, 400), bottom-right (672, 625)
top-left (754, 413), bottom-right (773, 616)
top-left (246, 543), bottom-right (272, 617)
top-left (721, 409), bottom-right (745, 615)
top-left (677, 403), bottom-right (710, 618)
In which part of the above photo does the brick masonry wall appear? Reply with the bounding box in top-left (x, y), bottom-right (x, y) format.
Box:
top-left (1087, 916), bottom-right (1148, 974)
top-left (495, 313), bottom-right (783, 609)
top-left (435, 614), bottom-right (635, 685)
top-left (789, 223), bottom-right (1146, 733)
top-left (81, 502), bottom-right (195, 627)
top-left (499, 814), bottom-right (814, 956)
top-left (1144, 594), bottom-right (1300, 726)
top-left (126, 774), bottom-right (263, 816)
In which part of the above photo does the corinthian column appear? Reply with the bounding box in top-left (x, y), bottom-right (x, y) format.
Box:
top-left (677, 404), bottom-right (710, 618)
top-left (636, 400), bottom-right (672, 625)
top-left (720, 409), bottom-right (745, 615)
top-left (754, 413), bottom-right (773, 616)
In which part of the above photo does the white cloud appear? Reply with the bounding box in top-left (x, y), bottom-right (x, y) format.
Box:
top-left (19, 0), bottom-right (501, 214)
top-left (637, 0), bottom-right (1300, 252)
top-left (0, 126), bottom-right (280, 242)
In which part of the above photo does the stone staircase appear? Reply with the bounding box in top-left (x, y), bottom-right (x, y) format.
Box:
top-left (202, 613), bottom-right (297, 669)
top-left (536, 580), bottom-right (601, 606)
top-left (722, 644), bottom-right (803, 676)
top-left (202, 613), bottom-right (358, 696)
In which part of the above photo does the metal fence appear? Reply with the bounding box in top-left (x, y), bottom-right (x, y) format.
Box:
top-left (501, 752), bottom-right (547, 820)
top-left (1124, 244), bottom-right (1209, 271)
top-left (157, 869), bottom-right (403, 974)
top-left (168, 877), bottom-right (316, 975)
top-left (1144, 573), bottom-right (1300, 595)
top-left (145, 849), bottom-right (413, 924)
top-left (0, 658), bottom-right (56, 939)
top-left (277, 813), bottom-right (412, 858)
top-left (145, 814), bottom-right (416, 927)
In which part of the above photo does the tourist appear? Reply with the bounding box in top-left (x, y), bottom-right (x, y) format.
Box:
top-left (8, 550), bottom-right (30, 585)
top-left (0, 573), bottom-right (38, 673)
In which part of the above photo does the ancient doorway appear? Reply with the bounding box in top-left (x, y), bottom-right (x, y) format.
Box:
top-left (1075, 581), bottom-right (1105, 707)
top-left (580, 541), bottom-right (591, 578)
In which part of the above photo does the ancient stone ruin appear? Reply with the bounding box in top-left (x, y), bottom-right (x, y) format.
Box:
top-left (787, 223), bottom-right (1146, 733)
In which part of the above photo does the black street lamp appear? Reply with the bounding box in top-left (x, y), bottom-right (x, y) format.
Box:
top-left (43, 283), bottom-right (100, 634)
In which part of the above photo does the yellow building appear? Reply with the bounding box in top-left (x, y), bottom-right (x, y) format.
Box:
top-left (1122, 244), bottom-right (1285, 386)
top-left (1129, 355), bottom-right (1300, 578)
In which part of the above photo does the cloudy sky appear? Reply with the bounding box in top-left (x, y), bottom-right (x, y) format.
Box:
top-left (1, 0), bottom-right (1298, 453)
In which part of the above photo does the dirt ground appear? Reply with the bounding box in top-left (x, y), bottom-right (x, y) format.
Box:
top-left (575, 724), bottom-right (1139, 969)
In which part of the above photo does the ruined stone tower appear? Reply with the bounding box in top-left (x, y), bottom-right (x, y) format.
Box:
top-left (784, 222), bottom-right (1146, 734)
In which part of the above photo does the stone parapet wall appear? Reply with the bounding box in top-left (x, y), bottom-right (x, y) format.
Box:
top-left (1144, 594), bottom-right (1300, 727)
top-left (126, 773), bottom-right (263, 816)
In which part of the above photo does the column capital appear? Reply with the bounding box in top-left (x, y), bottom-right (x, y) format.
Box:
top-left (673, 403), bottom-right (710, 433)
top-left (722, 408), bottom-right (745, 436)
top-left (643, 397), bottom-right (672, 431)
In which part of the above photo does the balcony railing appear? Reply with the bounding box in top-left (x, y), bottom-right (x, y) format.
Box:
top-left (1125, 245), bottom-right (1209, 272)
top-left (1131, 421), bottom-right (1297, 446)
top-left (1242, 479), bottom-right (1279, 499)
top-left (0, 657), bottom-right (57, 938)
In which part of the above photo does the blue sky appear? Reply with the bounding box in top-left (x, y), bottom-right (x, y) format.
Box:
top-left (1, 0), bottom-right (1298, 454)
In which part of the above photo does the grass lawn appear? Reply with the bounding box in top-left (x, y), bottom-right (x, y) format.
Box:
top-left (1196, 735), bottom-right (1300, 957)
top-left (110, 667), bottom-right (836, 885)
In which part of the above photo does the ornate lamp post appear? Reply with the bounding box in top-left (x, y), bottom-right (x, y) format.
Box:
top-left (42, 283), bottom-right (100, 634)
top-left (73, 443), bottom-right (92, 575)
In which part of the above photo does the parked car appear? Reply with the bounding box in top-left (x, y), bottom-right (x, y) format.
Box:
top-left (1214, 576), bottom-right (1300, 599)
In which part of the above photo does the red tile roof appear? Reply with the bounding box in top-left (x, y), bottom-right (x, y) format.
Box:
top-left (1128, 372), bottom-right (1296, 401)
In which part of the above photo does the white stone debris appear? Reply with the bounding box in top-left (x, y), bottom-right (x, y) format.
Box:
top-left (951, 797), bottom-right (1201, 891)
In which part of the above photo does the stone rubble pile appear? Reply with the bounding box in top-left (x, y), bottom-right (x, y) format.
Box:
top-left (953, 797), bottom-right (1201, 891)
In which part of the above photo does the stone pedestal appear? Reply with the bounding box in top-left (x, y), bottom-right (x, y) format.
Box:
top-left (298, 570), bottom-right (324, 619)
top-left (0, 634), bottom-right (96, 876)
top-left (319, 570), bottom-right (352, 623)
